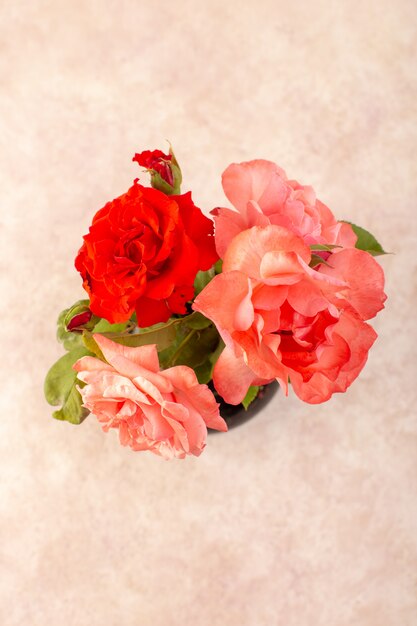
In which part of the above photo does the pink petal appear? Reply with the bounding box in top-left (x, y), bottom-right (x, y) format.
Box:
top-left (233, 328), bottom-right (287, 382)
top-left (117, 400), bottom-right (137, 418)
top-left (289, 310), bottom-right (377, 403)
top-left (223, 225), bottom-right (311, 277)
top-left (141, 403), bottom-right (174, 440)
top-left (193, 271), bottom-right (254, 347)
top-left (259, 250), bottom-right (305, 285)
top-left (161, 400), bottom-right (190, 423)
top-left (160, 365), bottom-right (199, 390)
top-left (251, 284), bottom-right (288, 310)
top-left (93, 334), bottom-right (160, 372)
top-left (160, 410), bottom-right (190, 452)
top-left (246, 201), bottom-right (271, 226)
top-left (319, 248), bottom-right (386, 320)
top-left (287, 279), bottom-right (331, 317)
top-left (73, 355), bottom-right (114, 373)
top-left (234, 278), bottom-right (254, 330)
top-left (165, 401), bottom-right (208, 454)
top-left (212, 345), bottom-right (258, 405)
top-left (132, 375), bottom-right (165, 404)
top-left (102, 375), bottom-right (151, 404)
top-left (92, 335), bottom-right (173, 393)
top-left (222, 160), bottom-right (288, 217)
top-left (176, 386), bottom-right (227, 432)
top-left (211, 206), bottom-right (246, 258)
top-left (334, 222), bottom-right (357, 247)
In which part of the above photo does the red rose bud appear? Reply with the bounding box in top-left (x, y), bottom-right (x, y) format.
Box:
top-left (67, 311), bottom-right (92, 331)
top-left (134, 150), bottom-right (173, 183)
top-left (133, 147), bottom-right (182, 195)
top-left (64, 301), bottom-right (98, 332)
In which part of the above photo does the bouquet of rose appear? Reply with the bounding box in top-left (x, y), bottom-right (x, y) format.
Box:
top-left (45, 147), bottom-right (387, 459)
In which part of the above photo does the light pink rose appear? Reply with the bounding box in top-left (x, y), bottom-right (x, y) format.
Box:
top-left (212, 160), bottom-right (357, 257)
top-left (73, 334), bottom-right (227, 459)
top-left (193, 225), bottom-right (386, 405)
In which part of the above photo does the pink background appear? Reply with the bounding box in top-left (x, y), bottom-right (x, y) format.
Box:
top-left (1, 1), bottom-right (416, 624)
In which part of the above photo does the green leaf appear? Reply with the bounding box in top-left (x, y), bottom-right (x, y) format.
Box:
top-left (44, 346), bottom-right (91, 424)
top-left (57, 308), bottom-right (85, 351)
top-left (82, 311), bottom-right (208, 354)
top-left (82, 332), bottom-right (105, 360)
top-left (159, 324), bottom-right (220, 370)
top-left (194, 267), bottom-right (215, 296)
top-left (185, 311), bottom-right (212, 330)
top-left (192, 337), bottom-right (225, 384)
top-left (93, 318), bottom-right (130, 334)
top-left (85, 317), bottom-right (183, 353)
top-left (209, 338), bottom-right (225, 367)
top-left (242, 386), bottom-right (260, 410)
top-left (310, 244), bottom-right (341, 252)
top-left (214, 259), bottom-right (223, 274)
top-left (342, 221), bottom-right (388, 256)
top-left (309, 254), bottom-right (333, 268)
top-left (80, 312), bottom-right (220, 382)
top-left (194, 360), bottom-right (214, 384)
top-left (52, 384), bottom-right (89, 424)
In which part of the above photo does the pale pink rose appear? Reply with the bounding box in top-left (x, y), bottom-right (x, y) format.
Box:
top-left (73, 334), bottom-right (227, 459)
top-left (212, 160), bottom-right (357, 257)
top-left (193, 225), bottom-right (386, 405)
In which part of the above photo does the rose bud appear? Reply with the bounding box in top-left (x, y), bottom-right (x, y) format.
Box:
top-left (64, 301), bottom-right (98, 333)
top-left (133, 147), bottom-right (182, 195)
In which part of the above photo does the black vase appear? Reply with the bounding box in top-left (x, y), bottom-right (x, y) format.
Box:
top-left (208, 381), bottom-right (279, 432)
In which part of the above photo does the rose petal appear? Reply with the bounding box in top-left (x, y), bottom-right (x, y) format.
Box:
top-left (223, 225), bottom-right (311, 277)
top-left (319, 248), bottom-right (387, 320)
top-left (212, 345), bottom-right (259, 405)
top-left (222, 160), bottom-right (288, 217)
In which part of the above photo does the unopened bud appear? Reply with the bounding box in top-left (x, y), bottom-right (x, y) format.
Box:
top-left (64, 301), bottom-right (98, 332)
top-left (133, 146), bottom-right (182, 195)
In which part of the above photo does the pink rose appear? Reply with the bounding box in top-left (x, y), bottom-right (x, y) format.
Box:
top-left (212, 160), bottom-right (357, 257)
top-left (73, 334), bottom-right (227, 459)
top-left (193, 225), bottom-right (386, 404)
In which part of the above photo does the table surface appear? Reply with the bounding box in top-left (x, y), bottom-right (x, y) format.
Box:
top-left (1, 1), bottom-right (416, 625)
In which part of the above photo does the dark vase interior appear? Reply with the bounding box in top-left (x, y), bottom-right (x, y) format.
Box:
top-left (208, 380), bottom-right (279, 432)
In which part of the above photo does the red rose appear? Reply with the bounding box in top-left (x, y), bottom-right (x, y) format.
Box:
top-left (75, 182), bottom-right (218, 326)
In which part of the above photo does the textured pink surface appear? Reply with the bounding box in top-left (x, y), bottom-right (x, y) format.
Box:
top-left (1, 1), bottom-right (416, 624)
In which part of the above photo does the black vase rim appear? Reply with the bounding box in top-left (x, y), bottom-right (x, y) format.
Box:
top-left (208, 380), bottom-right (279, 433)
